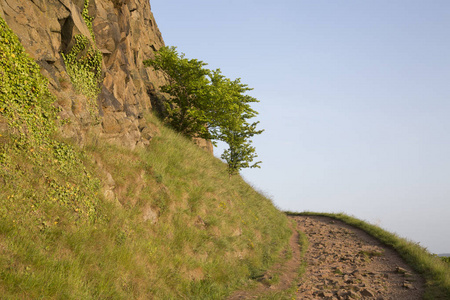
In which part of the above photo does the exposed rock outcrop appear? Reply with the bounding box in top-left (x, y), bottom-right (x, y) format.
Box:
top-left (0, 0), bottom-right (169, 148)
top-left (91, 0), bottom-right (168, 148)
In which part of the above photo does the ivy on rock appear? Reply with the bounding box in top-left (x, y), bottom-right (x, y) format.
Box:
top-left (0, 15), bottom-right (101, 223)
top-left (61, 0), bottom-right (102, 120)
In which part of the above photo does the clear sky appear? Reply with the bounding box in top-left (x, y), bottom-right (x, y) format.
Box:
top-left (150, 0), bottom-right (450, 254)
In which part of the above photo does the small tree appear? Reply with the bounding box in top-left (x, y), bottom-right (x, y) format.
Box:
top-left (144, 46), bottom-right (263, 175)
top-left (144, 47), bottom-right (212, 139)
top-left (220, 129), bottom-right (262, 176)
top-left (208, 70), bottom-right (263, 175)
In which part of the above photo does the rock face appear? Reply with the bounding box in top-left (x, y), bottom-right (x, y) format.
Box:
top-left (91, 0), bottom-right (167, 148)
top-left (0, 0), bottom-right (198, 150)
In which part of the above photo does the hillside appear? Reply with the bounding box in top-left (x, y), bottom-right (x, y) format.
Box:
top-left (2, 1), bottom-right (450, 299)
top-left (0, 1), bottom-right (292, 298)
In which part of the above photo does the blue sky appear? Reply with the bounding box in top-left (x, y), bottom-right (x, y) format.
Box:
top-left (150, 0), bottom-right (450, 254)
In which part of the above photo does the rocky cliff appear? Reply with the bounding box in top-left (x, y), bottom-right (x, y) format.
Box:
top-left (0, 0), bottom-right (190, 149)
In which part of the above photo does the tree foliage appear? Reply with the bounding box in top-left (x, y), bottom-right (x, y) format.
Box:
top-left (144, 46), bottom-right (263, 175)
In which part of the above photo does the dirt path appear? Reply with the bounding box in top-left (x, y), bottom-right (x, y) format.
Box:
top-left (228, 215), bottom-right (425, 299)
top-left (294, 216), bottom-right (425, 299)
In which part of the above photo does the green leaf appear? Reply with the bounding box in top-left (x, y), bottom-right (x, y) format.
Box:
top-left (145, 46), bottom-right (264, 175)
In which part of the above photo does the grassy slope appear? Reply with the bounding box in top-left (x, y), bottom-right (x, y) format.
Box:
top-left (288, 212), bottom-right (450, 300)
top-left (0, 17), bottom-right (291, 299)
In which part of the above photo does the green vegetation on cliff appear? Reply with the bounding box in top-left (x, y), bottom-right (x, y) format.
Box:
top-left (0, 16), bottom-right (291, 298)
top-left (0, 16), bottom-right (101, 222)
top-left (61, 0), bottom-right (102, 120)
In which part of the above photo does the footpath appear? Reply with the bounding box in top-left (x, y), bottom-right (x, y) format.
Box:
top-left (229, 215), bottom-right (425, 299)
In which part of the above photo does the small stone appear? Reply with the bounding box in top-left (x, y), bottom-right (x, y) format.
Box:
top-left (351, 285), bottom-right (361, 292)
top-left (396, 267), bottom-right (408, 274)
top-left (334, 267), bottom-right (344, 275)
top-left (345, 279), bottom-right (355, 284)
top-left (402, 281), bottom-right (414, 289)
top-left (317, 291), bottom-right (334, 298)
top-left (404, 272), bottom-right (413, 278)
top-left (360, 288), bottom-right (375, 297)
top-left (348, 290), bottom-right (359, 299)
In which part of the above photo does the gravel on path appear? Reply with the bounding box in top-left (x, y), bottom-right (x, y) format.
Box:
top-left (294, 215), bottom-right (425, 300)
top-left (228, 215), bottom-right (425, 299)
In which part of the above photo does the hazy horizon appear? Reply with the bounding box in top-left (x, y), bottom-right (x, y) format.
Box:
top-left (151, 0), bottom-right (450, 254)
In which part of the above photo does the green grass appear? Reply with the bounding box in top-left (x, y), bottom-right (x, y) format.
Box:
top-left (0, 16), bottom-right (292, 298)
top-left (261, 229), bottom-right (309, 300)
top-left (249, 225), bottom-right (309, 300)
top-left (287, 211), bottom-right (450, 300)
top-left (0, 114), bottom-right (292, 299)
top-left (81, 113), bottom-right (292, 298)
